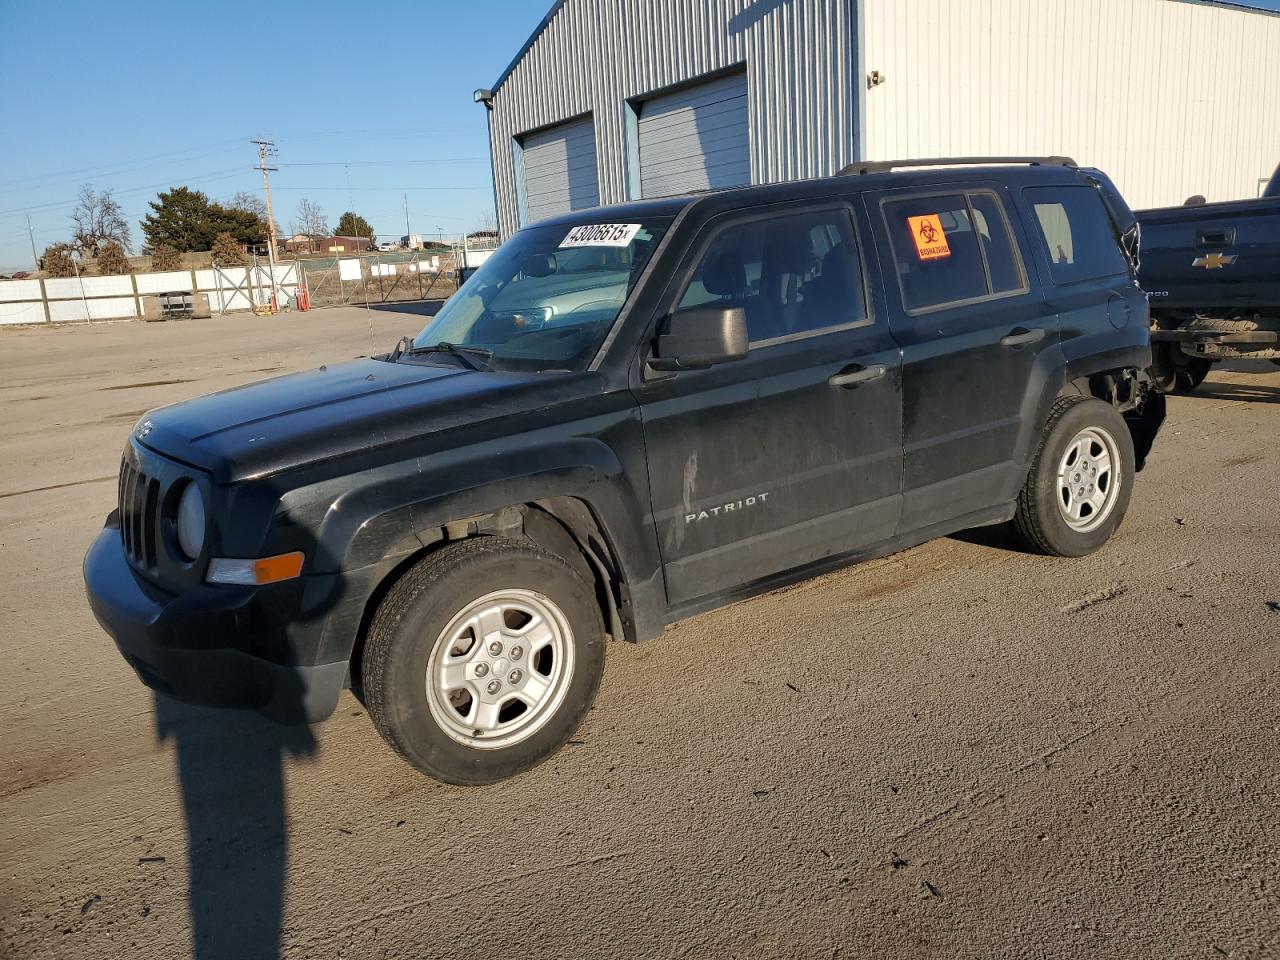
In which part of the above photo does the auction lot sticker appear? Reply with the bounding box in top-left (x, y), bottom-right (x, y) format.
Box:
top-left (908, 214), bottom-right (951, 260)
top-left (560, 223), bottom-right (642, 248)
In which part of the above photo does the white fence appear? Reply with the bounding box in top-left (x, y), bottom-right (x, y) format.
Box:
top-left (0, 263), bottom-right (301, 326)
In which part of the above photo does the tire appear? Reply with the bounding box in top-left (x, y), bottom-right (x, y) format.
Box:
top-left (1150, 341), bottom-right (1212, 394)
top-left (1011, 397), bottom-right (1136, 557)
top-left (361, 537), bottom-right (606, 785)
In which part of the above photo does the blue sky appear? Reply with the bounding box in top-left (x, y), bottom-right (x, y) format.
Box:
top-left (0, 0), bottom-right (550, 271)
top-left (2, 0), bottom-right (1279, 271)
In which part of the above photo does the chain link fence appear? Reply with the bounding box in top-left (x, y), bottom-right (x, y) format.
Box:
top-left (299, 250), bottom-right (457, 308)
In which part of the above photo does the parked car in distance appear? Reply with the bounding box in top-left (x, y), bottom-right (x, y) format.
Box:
top-left (1137, 162), bottom-right (1280, 392)
top-left (85, 157), bottom-right (1163, 785)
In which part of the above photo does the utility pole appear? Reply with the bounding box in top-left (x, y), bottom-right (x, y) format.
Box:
top-left (26, 216), bottom-right (39, 270)
top-left (252, 138), bottom-right (281, 310)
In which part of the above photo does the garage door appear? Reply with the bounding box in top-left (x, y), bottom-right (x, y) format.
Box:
top-left (638, 72), bottom-right (750, 198)
top-left (520, 118), bottom-right (600, 224)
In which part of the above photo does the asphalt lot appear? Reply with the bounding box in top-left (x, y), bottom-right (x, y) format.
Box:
top-left (1, 305), bottom-right (1278, 960)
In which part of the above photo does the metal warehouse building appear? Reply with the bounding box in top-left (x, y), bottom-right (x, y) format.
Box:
top-left (476, 0), bottom-right (1280, 236)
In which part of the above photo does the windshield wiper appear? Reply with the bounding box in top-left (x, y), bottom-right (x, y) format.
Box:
top-left (405, 341), bottom-right (493, 371)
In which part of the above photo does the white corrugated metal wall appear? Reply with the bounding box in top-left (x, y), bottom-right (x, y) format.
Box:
top-left (861, 0), bottom-right (1280, 208)
top-left (485, 0), bottom-right (859, 235)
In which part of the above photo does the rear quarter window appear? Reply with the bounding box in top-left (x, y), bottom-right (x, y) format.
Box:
top-left (1024, 185), bottom-right (1128, 283)
top-left (882, 191), bottom-right (1027, 314)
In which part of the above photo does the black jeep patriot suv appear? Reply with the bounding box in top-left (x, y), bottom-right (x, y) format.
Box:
top-left (85, 158), bottom-right (1163, 784)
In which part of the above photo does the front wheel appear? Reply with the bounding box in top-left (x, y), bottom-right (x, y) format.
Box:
top-left (1011, 397), bottom-right (1136, 557)
top-left (361, 537), bottom-right (606, 784)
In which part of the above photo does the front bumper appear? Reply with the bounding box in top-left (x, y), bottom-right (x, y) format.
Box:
top-left (83, 523), bottom-right (348, 723)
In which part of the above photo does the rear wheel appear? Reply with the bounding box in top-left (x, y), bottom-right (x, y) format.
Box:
top-left (361, 537), bottom-right (606, 784)
top-left (1012, 397), bottom-right (1135, 557)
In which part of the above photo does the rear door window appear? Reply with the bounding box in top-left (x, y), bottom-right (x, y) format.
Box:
top-left (882, 190), bottom-right (1027, 313)
top-left (1024, 185), bottom-right (1128, 283)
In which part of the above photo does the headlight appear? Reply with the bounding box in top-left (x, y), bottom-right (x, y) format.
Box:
top-left (175, 482), bottom-right (206, 560)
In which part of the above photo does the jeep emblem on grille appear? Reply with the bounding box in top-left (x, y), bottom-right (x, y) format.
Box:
top-left (134, 419), bottom-right (153, 440)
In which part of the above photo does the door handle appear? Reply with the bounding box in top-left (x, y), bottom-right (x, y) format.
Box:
top-left (829, 363), bottom-right (887, 388)
top-left (1198, 228), bottom-right (1235, 247)
top-left (1000, 327), bottom-right (1046, 347)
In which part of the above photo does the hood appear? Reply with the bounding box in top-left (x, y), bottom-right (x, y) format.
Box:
top-left (136, 358), bottom-right (587, 483)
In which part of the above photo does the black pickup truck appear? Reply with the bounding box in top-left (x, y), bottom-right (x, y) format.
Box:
top-left (1138, 163), bottom-right (1280, 393)
top-left (85, 158), bottom-right (1163, 784)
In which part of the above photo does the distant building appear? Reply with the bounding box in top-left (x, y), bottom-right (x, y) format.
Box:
top-left (282, 234), bottom-right (319, 254)
top-left (285, 235), bottom-right (374, 255)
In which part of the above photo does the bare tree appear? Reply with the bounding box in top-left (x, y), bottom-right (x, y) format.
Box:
top-left (292, 197), bottom-right (329, 238)
top-left (71, 185), bottom-right (130, 257)
top-left (474, 209), bottom-right (499, 236)
top-left (228, 191), bottom-right (267, 220)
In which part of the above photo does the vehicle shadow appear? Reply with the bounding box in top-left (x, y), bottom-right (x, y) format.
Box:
top-left (949, 521), bottom-right (1029, 554)
top-left (1192, 379), bottom-right (1280, 404)
top-left (154, 691), bottom-right (315, 960)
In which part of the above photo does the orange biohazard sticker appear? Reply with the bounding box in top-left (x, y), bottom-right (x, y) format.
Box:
top-left (907, 214), bottom-right (951, 260)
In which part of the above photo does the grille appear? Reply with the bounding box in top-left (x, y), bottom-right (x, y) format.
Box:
top-left (118, 457), bottom-right (160, 570)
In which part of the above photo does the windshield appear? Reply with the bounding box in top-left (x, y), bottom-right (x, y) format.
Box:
top-left (407, 217), bottom-right (672, 372)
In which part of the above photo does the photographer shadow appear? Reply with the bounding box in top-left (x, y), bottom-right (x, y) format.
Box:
top-left (153, 676), bottom-right (316, 960)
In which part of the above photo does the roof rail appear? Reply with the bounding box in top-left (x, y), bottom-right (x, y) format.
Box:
top-left (838, 156), bottom-right (1078, 176)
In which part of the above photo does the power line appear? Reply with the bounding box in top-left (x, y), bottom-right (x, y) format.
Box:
top-left (275, 158), bottom-right (485, 167)
top-left (270, 184), bottom-right (488, 192)
top-left (0, 138), bottom-right (246, 190)
top-left (276, 127), bottom-right (474, 140)
top-left (0, 168), bottom-right (250, 220)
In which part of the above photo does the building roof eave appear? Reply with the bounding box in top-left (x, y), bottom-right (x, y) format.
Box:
top-left (489, 0), bottom-right (571, 97)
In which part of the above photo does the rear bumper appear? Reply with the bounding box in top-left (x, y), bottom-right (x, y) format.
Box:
top-left (1149, 329), bottom-right (1278, 344)
top-left (1150, 327), bottom-right (1280, 360)
top-left (83, 524), bottom-right (347, 723)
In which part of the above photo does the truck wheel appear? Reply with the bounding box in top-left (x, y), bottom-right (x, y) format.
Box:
top-left (1175, 357), bottom-right (1213, 392)
top-left (1011, 397), bottom-right (1135, 557)
top-left (1150, 342), bottom-right (1212, 394)
top-left (361, 537), bottom-right (606, 785)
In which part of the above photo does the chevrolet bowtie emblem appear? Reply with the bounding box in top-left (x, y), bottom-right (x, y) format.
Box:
top-left (1192, 252), bottom-right (1238, 269)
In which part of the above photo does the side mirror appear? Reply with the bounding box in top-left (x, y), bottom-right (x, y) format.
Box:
top-left (524, 253), bottom-right (557, 278)
top-left (649, 305), bottom-right (748, 372)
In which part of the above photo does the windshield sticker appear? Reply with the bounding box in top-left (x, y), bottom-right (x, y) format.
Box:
top-left (908, 214), bottom-right (951, 260)
top-left (560, 223), bottom-right (642, 248)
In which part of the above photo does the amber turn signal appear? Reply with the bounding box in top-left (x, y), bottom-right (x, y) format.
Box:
top-left (206, 552), bottom-right (305, 585)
